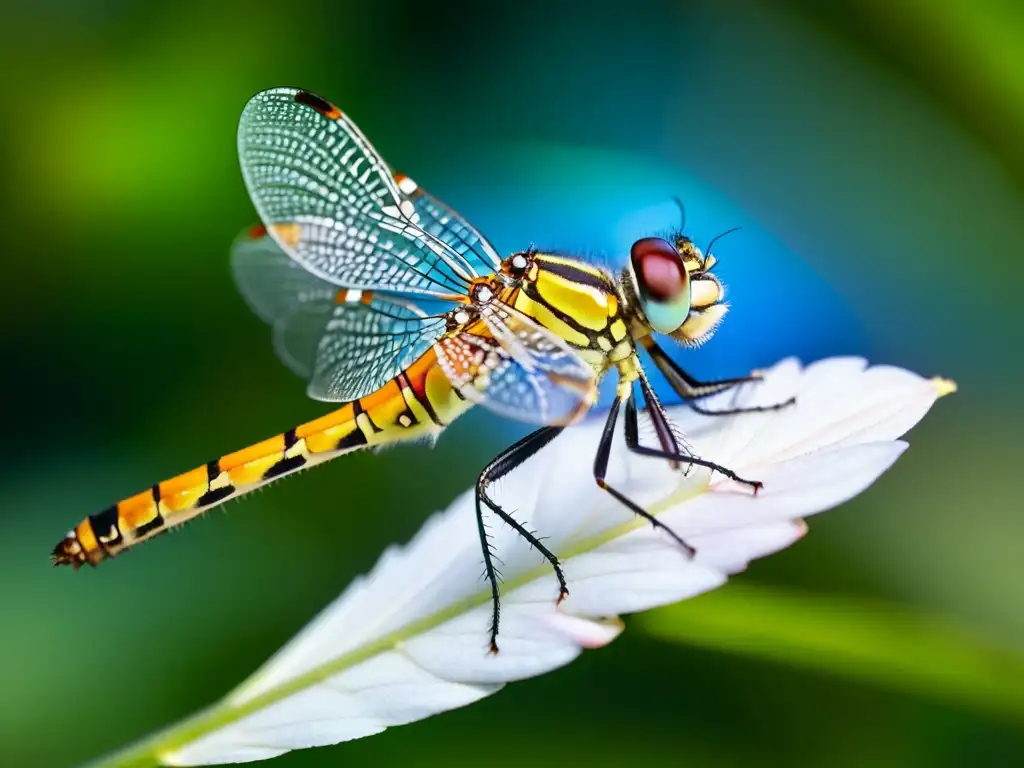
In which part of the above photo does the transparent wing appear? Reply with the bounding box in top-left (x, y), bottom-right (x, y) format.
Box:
top-left (232, 225), bottom-right (445, 398)
top-left (231, 225), bottom-right (337, 377)
top-left (231, 224), bottom-right (337, 325)
top-left (393, 173), bottom-right (501, 275)
top-left (308, 294), bottom-right (445, 402)
top-left (273, 302), bottom-right (336, 380)
top-left (238, 87), bottom-right (482, 299)
top-left (479, 302), bottom-right (597, 383)
top-left (436, 307), bottom-right (598, 426)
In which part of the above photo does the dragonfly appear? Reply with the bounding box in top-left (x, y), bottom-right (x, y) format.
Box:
top-left (52, 87), bottom-right (790, 652)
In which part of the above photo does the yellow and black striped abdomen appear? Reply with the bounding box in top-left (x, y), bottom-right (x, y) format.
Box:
top-left (52, 349), bottom-right (471, 568)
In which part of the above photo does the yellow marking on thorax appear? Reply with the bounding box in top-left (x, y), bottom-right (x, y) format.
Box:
top-left (576, 347), bottom-right (610, 373)
top-left (608, 339), bottom-right (634, 364)
top-left (512, 291), bottom-right (590, 347)
top-left (615, 353), bottom-right (643, 398)
top-left (532, 264), bottom-right (616, 332)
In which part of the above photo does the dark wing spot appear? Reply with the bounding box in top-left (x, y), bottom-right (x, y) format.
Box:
top-left (294, 90), bottom-right (342, 119)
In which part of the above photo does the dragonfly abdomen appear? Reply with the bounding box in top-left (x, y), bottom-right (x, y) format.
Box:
top-left (52, 355), bottom-right (469, 569)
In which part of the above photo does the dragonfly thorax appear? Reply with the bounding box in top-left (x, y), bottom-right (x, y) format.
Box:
top-left (498, 251), bottom-right (632, 375)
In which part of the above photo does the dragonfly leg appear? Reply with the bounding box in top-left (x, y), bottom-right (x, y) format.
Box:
top-left (687, 397), bottom-right (796, 417)
top-left (476, 426), bottom-right (568, 654)
top-left (628, 377), bottom-right (763, 493)
top-left (642, 337), bottom-right (795, 416)
top-left (593, 396), bottom-right (696, 556)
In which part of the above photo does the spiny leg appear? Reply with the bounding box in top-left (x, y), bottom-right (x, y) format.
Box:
top-left (593, 395), bottom-right (695, 556)
top-left (635, 369), bottom-right (685, 470)
top-left (688, 397), bottom-right (795, 417)
top-left (641, 336), bottom-right (758, 397)
top-left (477, 426), bottom-right (568, 654)
top-left (641, 337), bottom-right (795, 416)
top-left (631, 375), bottom-right (763, 493)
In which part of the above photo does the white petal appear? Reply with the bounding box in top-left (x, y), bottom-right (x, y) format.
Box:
top-left (165, 745), bottom-right (287, 766)
top-left (551, 533), bottom-right (726, 616)
top-left (691, 521), bottom-right (807, 572)
top-left (402, 604), bottom-right (583, 684)
top-left (159, 358), bottom-right (951, 765)
top-left (332, 652), bottom-right (499, 725)
top-left (662, 441), bottom-right (909, 535)
top-left (718, 362), bottom-right (944, 469)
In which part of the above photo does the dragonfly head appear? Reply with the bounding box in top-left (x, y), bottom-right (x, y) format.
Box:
top-left (625, 235), bottom-right (727, 346)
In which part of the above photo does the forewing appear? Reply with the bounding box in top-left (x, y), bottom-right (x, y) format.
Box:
top-left (436, 310), bottom-right (598, 426)
top-left (232, 226), bottom-right (444, 397)
top-left (393, 173), bottom-right (501, 275)
top-left (238, 87), bottom-right (478, 299)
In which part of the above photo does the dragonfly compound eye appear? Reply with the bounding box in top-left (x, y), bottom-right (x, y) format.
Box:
top-left (629, 237), bottom-right (692, 334)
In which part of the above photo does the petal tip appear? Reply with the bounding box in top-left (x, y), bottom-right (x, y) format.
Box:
top-left (930, 377), bottom-right (957, 397)
top-left (544, 613), bottom-right (624, 649)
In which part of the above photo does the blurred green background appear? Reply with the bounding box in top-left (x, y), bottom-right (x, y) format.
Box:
top-left (2, 1), bottom-right (1022, 766)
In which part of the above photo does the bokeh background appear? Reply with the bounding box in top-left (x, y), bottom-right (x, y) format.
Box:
top-left (2, 1), bottom-right (1022, 766)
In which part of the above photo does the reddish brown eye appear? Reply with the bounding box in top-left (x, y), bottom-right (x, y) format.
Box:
top-left (630, 237), bottom-right (687, 302)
